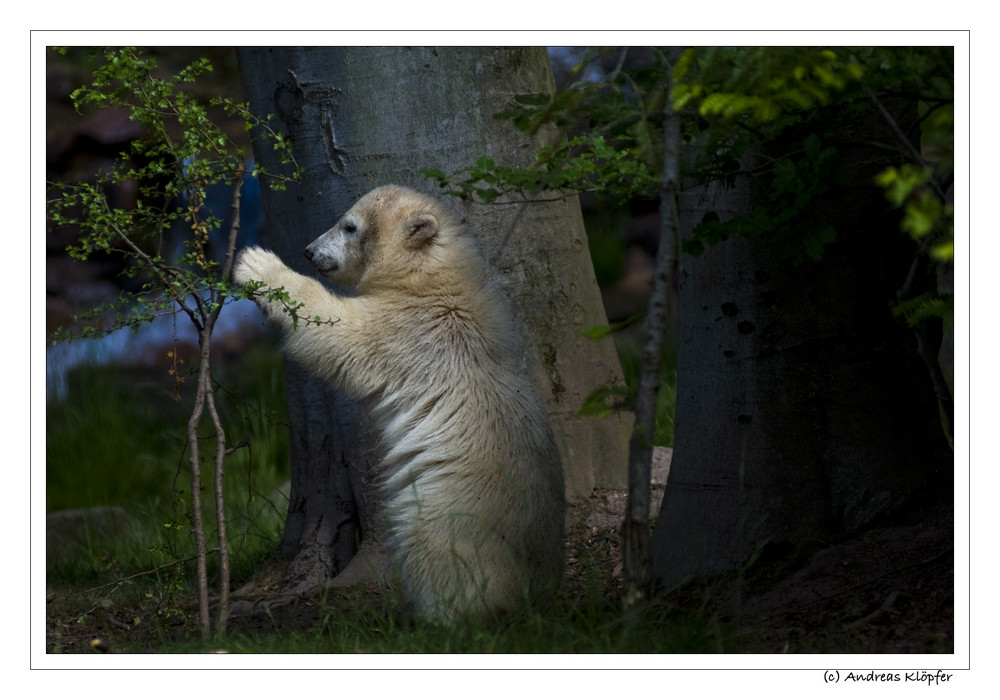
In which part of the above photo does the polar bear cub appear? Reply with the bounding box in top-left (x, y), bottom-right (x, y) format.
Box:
top-left (233, 185), bottom-right (565, 620)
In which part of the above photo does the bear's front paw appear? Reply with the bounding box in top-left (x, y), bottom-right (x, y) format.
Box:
top-left (233, 246), bottom-right (283, 287)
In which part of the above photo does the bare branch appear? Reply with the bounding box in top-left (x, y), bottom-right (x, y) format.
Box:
top-left (862, 81), bottom-right (949, 203)
top-left (222, 166), bottom-right (245, 282)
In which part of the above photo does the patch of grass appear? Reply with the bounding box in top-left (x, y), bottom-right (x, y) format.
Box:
top-left (46, 342), bottom-right (290, 623)
top-left (47, 482), bottom-right (737, 655)
top-left (119, 573), bottom-right (731, 655)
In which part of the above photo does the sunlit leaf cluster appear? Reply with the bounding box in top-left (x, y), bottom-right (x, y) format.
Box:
top-left (876, 164), bottom-right (953, 261)
top-left (893, 291), bottom-right (954, 328)
top-left (671, 47), bottom-right (866, 121)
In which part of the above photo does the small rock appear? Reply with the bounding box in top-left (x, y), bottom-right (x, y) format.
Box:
top-left (47, 506), bottom-right (133, 560)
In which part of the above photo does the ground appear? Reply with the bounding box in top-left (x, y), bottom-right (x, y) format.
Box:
top-left (561, 485), bottom-right (953, 654)
top-left (45, 482), bottom-right (954, 655)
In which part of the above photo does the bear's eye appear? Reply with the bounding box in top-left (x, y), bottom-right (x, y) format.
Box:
top-left (343, 222), bottom-right (358, 236)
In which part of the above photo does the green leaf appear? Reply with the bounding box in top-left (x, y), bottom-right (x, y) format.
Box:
top-left (577, 385), bottom-right (633, 419)
top-left (800, 222), bottom-right (838, 262)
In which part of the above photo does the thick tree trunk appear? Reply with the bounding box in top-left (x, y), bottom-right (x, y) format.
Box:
top-left (652, 99), bottom-right (953, 591)
top-left (270, 364), bottom-right (371, 592)
top-left (236, 47), bottom-right (629, 593)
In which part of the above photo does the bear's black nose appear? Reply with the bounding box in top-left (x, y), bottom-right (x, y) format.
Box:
top-left (303, 248), bottom-right (314, 261)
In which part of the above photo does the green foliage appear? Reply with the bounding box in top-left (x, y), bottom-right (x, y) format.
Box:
top-left (424, 133), bottom-right (659, 203)
top-left (47, 47), bottom-right (303, 342)
top-left (671, 47), bottom-right (866, 120)
top-left (671, 47), bottom-right (953, 270)
top-left (423, 48), bottom-right (672, 203)
top-left (427, 47), bottom-right (953, 266)
top-left (875, 164), bottom-right (953, 261)
top-left (893, 292), bottom-right (954, 328)
top-left (427, 45), bottom-right (954, 333)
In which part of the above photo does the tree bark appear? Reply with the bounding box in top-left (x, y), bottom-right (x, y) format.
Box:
top-left (235, 47), bottom-right (630, 593)
top-left (622, 65), bottom-right (682, 608)
top-left (652, 97), bottom-right (953, 591)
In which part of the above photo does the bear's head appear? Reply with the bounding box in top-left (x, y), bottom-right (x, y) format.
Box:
top-left (304, 185), bottom-right (453, 290)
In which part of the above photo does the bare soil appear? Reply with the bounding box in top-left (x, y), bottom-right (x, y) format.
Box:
top-left (560, 485), bottom-right (953, 654)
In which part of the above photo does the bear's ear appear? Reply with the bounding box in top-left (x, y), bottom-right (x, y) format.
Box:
top-left (403, 211), bottom-right (439, 249)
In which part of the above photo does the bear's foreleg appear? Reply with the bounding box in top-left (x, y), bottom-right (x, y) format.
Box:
top-left (233, 246), bottom-right (340, 331)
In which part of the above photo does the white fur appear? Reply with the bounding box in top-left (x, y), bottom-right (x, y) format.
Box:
top-left (233, 185), bottom-right (565, 620)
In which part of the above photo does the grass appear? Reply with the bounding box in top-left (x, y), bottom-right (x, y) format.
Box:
top-left (51, 546), bottom-right (730, 655)
top-left (132, 577), bottom-right (728, 655)
top-left (46, 331), bottom-right (697, 655)
top-left (46, 343), bottom-right (292, 646)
